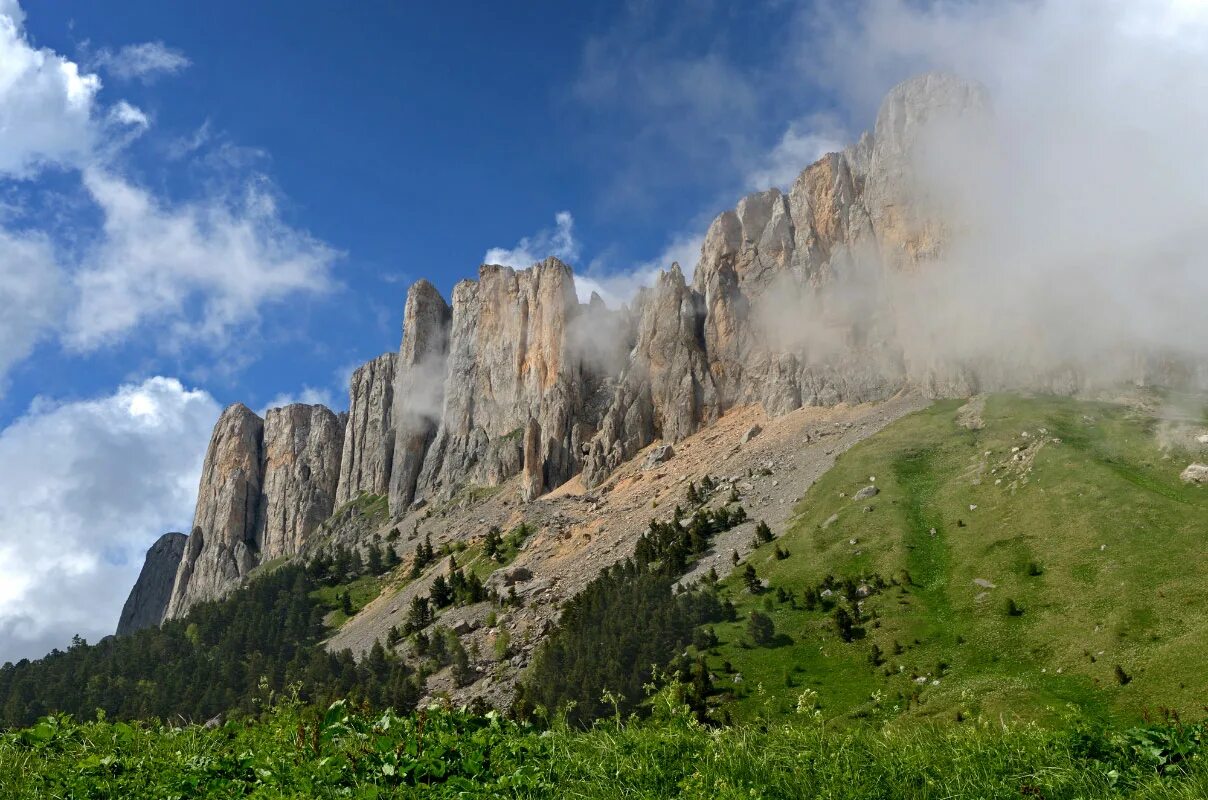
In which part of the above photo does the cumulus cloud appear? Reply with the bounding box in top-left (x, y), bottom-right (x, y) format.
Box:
top-left (0, 1), bottom-right (338, 390)
top-left (484, 210), bottom-right (580, 271)
top-left (0, 2), bottom-right (100, 176)
top-left (0, 377), bottom-right (219, 663)
top-left (91, 41), bottom-right (190, 83)
top-left (66, 169), bottom-right (339, 352)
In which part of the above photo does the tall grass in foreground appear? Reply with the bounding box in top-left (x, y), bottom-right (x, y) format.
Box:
top-left (2, 687), bottom-right (1206, 799)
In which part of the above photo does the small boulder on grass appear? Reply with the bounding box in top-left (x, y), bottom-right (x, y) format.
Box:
top-left (854, 485), bottom-right (879, 501)
top-left (1180, 463), bottom-right (1208, 484)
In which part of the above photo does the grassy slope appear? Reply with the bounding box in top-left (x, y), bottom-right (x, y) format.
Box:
top-left (704, 394), bottom-right (1208, 725)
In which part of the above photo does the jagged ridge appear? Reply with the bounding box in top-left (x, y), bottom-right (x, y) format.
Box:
top-left (127, 73), bottom-right (1133, 625)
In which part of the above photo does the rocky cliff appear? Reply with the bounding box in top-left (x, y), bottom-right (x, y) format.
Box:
top-left (388, 280), bottom-right (451, 513)
top-left (165, 404), bottom-right (263, 619)
top-left (414, 258), bottom-right (596, 503)
top-left (336, 353), bottom-right (397, 506)
top-left (164, 403), bottom-right (342, 619)
top-left (149, 73), bottom-right (1040, 624)
top-left (257, 404), bottom-right (344, 561)
top-left (116, 532), bottom-right (187, 636)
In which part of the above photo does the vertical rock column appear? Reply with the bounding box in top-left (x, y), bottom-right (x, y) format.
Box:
top-left (335, 353), bottom-right (399, 506)
top-left (165, 404), bottom-right (264, 619)
top-left (256, 404), bottom-right (344, 561)
top-left (388, 279), bottom-right (452, 514)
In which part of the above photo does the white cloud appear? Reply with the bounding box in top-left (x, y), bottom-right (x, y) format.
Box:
top-left (0, 2), bottom-right (100, 176)
top-left (0, 1), bottom-right (339, 390)
top-left (745, 116), bottom-right (847, 191)
top-left (107, 99), bottom-right (149, 130)
top-left (260, 385), bottom-right (337, 416)
top-left (0, 228), bottom-right (65, 389)
top-left (483, 210), bottom-right (703, 307)
top-left (575, 232), bottom-right (704, 307)
top-left (91, 41), bottom-right (190, 83)
top-left (66, 168), bottom-right (339, 352)
top-left (0, 377), bottom-right (219, 663)
top-left (484, 210), bottom-right (580, 270)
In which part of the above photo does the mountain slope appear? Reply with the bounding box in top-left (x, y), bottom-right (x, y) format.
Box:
top-left (698, 393), bottom-right (1208, 724)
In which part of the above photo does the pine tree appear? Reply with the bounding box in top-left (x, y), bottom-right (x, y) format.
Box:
top-left (747, 610), bottom-right (775, 646)
top-left (366, 545), bottom-right (383, 575)
top-left (484, 526), bottom-right (502, 560)
top-left (431, 574), bottom-right (453, 608)
top-left (833, 606), bottom-right (855, 642)
top-left (755, 520), bottom-right (774, 544)
top-left (450, 638), bottom-right (473, 687)
top-left (743, 564), bottom-right (761, 594)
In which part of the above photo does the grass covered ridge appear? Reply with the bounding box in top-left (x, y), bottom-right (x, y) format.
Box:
top-left (701, 394), bottom-right (1208, 725)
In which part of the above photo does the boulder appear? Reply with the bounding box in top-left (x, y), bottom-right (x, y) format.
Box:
top-left (1181, 463), bottom-right (1208, 484)
top-left (643, 444), bottom-right (676, 469)
top-left (853, 485), bottom-right (879, 501)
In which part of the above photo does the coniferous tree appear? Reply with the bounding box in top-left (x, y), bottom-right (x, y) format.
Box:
top-left (747, 610), bottom-right (775, 646)
top-left (743, 564), bottom-right (762, 594)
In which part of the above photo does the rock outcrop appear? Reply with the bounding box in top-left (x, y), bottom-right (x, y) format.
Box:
top-left (336, 353), bottom-right (398, 506)
top-left (165, 403), bottom-right (343, 619)
top-left (388, 280), bottom-right (452, 513)
top-left (116, 532), bottom-right (187, 636)
top-left (257, 404), bottom-right (344, 561)
top-left (582, 264), bottom-right (716, 485)
top-left (414, 259), bottom-right (594, 501)
top-left (165, 404), bottom-right (264, 619)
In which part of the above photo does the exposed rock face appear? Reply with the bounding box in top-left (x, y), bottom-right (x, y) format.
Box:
top-left (257, 404), bottom-right (344, 561)
top-left (388, 279), bottom-right (452, 513)
top-left (520, 418), bottom-right (543, 502)
top-left (582, 265), bottom-right (716, 486)
top-left (415, 259), bottom-right (592, 501)
top-left (116, 532), bottom-right (187, 635)
top-left (165, 404), bottom-right (264, 619)
top-left (336, 353), bottom-right (398, 506)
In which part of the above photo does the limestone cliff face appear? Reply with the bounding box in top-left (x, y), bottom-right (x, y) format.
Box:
top-left (388, 279), bottom-right (452, 513)
top-left (582, 265), bottom-right (716, 486)
top-left (116, 532), bottom-right (187, 635)
top-left (415, 258), bottom-right (592, 502)
top-left (336, 353), bottom-right (398, 506)
top-left (257, 404), bottom-right (344, 561)
top-left (165, 402), bottom-right (344, 619)
top-left (165, 404), bottom-right (264, 619)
